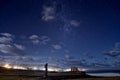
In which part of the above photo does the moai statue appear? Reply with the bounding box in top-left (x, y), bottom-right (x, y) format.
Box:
top-left (44, 63), bottom-right (48, 78)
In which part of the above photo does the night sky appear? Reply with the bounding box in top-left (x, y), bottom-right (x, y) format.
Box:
top-left (0, 0), bottom-right (120, 72)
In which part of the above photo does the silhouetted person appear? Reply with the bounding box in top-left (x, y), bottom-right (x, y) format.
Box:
top-left (44, 63), bottom-right (48, 78)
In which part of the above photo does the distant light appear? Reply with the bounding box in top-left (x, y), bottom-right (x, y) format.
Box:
top-left (48, 67), bottom-right (59, 71)
top-left (31, 66), bottom-right (61, 71)
top-left (64, 68), bottom-right (71, 72)
top-left (32, 66), bottom-right (37, 70)
top-left (3, 63), bottom-right (12, 69)
top-left (78, 68), bottom-right (86, 71)
top-left (12, 66), bottom-right (26, 70)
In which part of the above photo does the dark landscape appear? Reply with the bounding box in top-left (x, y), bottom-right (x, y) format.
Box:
top-left (0, 0), bottom-right (120, 80)
top-left (0, 67), bottom-right (120, 80)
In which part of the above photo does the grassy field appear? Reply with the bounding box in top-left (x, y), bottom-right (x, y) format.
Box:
top-left (0, 67), bottom-right (120, 80)
top-left (0, 76), bottom-right (120, 80)
top-left (0, 76), bottom-right (38, 80)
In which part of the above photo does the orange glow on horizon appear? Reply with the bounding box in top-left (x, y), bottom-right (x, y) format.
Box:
top-left (3, 63), bottom-right (12, 69)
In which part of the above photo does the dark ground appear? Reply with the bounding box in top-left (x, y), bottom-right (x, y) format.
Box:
top-left (0, 67), bottom-right (120, 80)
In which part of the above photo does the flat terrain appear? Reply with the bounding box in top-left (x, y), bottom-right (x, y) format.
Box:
top-left (0, 76), bottom-right (120, 80)
top-left (0, 67), bottom-right (120, 80)
top-left (66, 77), bottom-right (120, 80)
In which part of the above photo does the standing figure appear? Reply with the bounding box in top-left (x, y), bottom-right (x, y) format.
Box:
top-left (44, 63), bottom-right (48, 78)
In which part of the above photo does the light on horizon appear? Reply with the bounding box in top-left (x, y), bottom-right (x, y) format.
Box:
top-left (3, 63), bottom-right (12, 69)
top-left (12, 66), bottom-right (26, 70)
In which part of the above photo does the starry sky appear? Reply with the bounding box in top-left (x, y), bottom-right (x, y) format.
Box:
top-left (0, 0), bottom-right (120, 70)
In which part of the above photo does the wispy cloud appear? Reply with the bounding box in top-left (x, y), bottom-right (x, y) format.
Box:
top-left (0, 44), bottom-right (25, 56)
top-left (29, 35), bottom-right (40, 44)
top-left (29, 35), bottom-right (50, 45)
top-left (41, 0), bottom-right (63, 22)
top-left (114, 57), bottom-right (120, 67)
top-left (64, 50), bottom-right (75, 60)
top-left (61, 17), bottom-right (81, 35)
top-left (115, 42), bottom-right (120, 51)
top-left (0, 56), bottom-right (35, 64)
top-left (41, 5), bottom-right (56, 21)
top-left (0, 37), bottom-right (13, 44)
top-left (0, 32), bottom-right (25, 56)
top-left (70, 20), bottom-right (80, 27)
top-left (39, 36), bottom-right (50, 45)
top-left (29, 35), bottom-right (39, 40)
top-left (103, 42), bottom-right (120, 57)
top-left (14, 44), bottom-right (25, 50)
top-left (65, 54), bottom-right (74, 60)
top-left (18, 56), bottom-right (35, 62)
top-left (104, 51), bottom-right (120, 57)
top-left (65, 60), bottom-right (88, 67)
top-left (52, 44), bottom-right (62, 50)
top-left (91, 62), bottom-right (111, 67)
top-left (0, 33), bottom-right (14, 38)
top-left (0, 33), bottom-right (14, 44)
top-left (0, 56), bottom-right (4, 61)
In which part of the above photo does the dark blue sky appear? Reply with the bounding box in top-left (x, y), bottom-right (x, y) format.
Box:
top-left (0, 0), bottom-right (120, 70)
